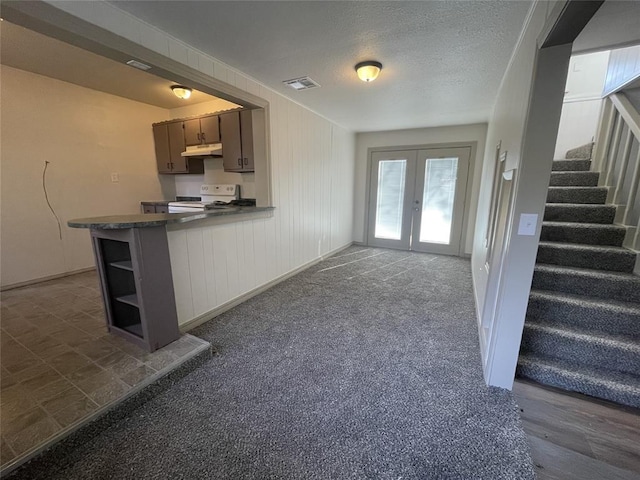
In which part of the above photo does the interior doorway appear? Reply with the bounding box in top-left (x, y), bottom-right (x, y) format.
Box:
top-left (366, 146), bottom-right (471, 255)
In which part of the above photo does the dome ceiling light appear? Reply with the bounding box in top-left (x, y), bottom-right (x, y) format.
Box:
top-left (171, 85), bottom-right (192, 99)
top-left (355, 61), bottom-right (382, 82)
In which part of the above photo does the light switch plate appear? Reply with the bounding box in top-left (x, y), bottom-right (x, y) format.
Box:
top-left (518, 213), bottom-right (538, 236)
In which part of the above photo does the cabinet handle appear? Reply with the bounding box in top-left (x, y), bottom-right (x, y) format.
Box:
top-left (201, 132), bottom-right (206, 142)
top-left (238, 158), bottom-right (242, 166)
top-left (197, 132), bottom-right (201, 142)
top-left (167, 162), bottom-right (171, 170)
top-left (244, 157), bottom-right (248, 165)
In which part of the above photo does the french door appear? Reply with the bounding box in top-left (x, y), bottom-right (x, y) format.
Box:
top-left (367, 147), bottom-right (471, 255)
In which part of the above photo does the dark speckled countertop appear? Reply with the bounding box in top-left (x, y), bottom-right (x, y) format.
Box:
top-left (68, 207), bottom-right (274, 229)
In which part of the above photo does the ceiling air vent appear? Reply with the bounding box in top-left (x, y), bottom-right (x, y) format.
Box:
top-left (126, 59), bottom-right (152, 71)
top-left (283, 76), bottom-right (320, 91)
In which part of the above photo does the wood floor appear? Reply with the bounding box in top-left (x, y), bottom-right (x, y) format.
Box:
top-left (513, 379), bottom-right (640, 480)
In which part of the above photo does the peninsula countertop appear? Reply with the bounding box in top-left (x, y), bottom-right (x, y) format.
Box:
top-left (68, 206), bottom-right (275, 229)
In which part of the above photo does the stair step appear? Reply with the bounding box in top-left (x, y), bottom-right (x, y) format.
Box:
top-left (536, 241), bottom-right (636, 272)
top-left (543, 203), bottom-right (615, 224)
top-left (517, 353), bottom-right (640, 408)
top-left (521, 322), bottom-right (640, 375)
top-left (540, 222), bottom-right (626, 246)
top-left (566, 143), bottom-right (594, 159)
top-left (526, 290), bottom-right (640, 339)
top-left (533, 264), bottom-right (640, 302)
top-left (552, 159), bottom-right (592, 172)
top-left (547, 186), bottom-right (608, 204)
top-left (549, 171), bottom-right (600, 186)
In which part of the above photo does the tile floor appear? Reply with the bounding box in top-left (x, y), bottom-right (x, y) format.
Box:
top-left (1, 270), bottom-right (207, 472)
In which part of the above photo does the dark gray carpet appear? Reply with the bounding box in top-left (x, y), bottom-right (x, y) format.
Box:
top-left (14, 247), bottom-right (535, 480)
top-left (519, 146), bottom-right (640, 408)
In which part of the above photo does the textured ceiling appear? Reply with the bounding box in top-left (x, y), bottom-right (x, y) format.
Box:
top-left (109, 1), bottom-right (533, 132)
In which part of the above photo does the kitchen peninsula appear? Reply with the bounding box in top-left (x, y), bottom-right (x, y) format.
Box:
top-left (68, 206), bottom-right (274, 351)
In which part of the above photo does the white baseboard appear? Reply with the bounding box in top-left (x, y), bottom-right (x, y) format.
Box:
top-left (1, 267), bottom-right (96, 292)
top-left (179, 242), bottom-right (354, 332)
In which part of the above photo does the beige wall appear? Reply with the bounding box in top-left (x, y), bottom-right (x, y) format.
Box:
top-left (354, 124), bottom-right (488, 255)
top-left (0, 65), bottom-right (174, 287)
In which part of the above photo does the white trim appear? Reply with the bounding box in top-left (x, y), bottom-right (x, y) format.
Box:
top-left (563, 94), bottom-right (603, 104)
top-left (492, 2), bottom-right (539, 117)
top-left (610, 93), bottom-right (640, 140)
top-left (179, 242), bottom-right (353, 332)
top-left (1, 267), bottom-right (96, 291)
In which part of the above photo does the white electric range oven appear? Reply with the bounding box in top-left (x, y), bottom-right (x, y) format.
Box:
top-left (168, 184), bottom-right (239, 213)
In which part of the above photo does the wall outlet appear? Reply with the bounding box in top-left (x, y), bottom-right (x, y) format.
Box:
top-left (110, 173), bottom-right (119, 183)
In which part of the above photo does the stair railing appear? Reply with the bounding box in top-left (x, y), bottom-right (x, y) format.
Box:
top-left (592, 92), bottom-right (640, 252)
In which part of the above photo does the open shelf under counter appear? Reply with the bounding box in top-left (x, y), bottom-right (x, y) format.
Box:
top-left (115, 293), bottom-right (139, 308)
top-left (88, 226), bottom-right (179, 352)
top-left (109, 260), bottom-right (134, 271)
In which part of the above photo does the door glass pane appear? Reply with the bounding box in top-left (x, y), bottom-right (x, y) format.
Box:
top-left (420, 157), bottom-right (458, 244)
top-left (375, 160), bottom-right (406, 240)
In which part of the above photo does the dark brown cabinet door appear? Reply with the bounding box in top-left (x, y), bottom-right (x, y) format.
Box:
top-left (167, 121), bottom-right (187, 172)
top-left (220, 111), bottom-right (254, 172)
top-left (199, 115), bottom-right (220, 144)
top-left (152, 121), bottom-right (199, 174)
top-left (152, 124), bottom-right (172, 173)
top-left (240, 110), bottom-right (254, 171)
top-left (183, 118), bottom-right (202, 146)
top-left (184, 116), bottom-right (219, 146)
top-left (220, 112), bottom-right (243, 171)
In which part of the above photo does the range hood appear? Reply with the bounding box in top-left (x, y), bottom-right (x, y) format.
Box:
top-left (181, 143), bottom-right (223, 158)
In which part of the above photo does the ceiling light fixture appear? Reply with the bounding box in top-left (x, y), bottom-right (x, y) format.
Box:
top-left (171, 85), bottom-right (192, 99)
top-left (355, 61), bottom-right (382, 82)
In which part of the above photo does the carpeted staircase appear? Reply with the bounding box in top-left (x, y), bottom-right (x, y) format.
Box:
top-left (517, 144), bottom-right (640, 408)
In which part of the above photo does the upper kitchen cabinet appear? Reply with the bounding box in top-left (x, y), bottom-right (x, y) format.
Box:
top-left (152, 121), bottom-right (204, 175)
top-left (184, 115), bottom-right (220, 146)
top-left (220, 110), bottom-right (254, 173)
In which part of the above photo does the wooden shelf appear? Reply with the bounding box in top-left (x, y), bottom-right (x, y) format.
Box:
top-left (115, 294), bottom-right (139, 308)
top-left (109, 260), bottom-right (134, 271)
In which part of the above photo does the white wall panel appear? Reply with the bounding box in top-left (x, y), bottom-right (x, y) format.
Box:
top-left (604, 45), bottom-right (640, 95)
top-left (168, 230), bottom-right (194, 322)
top-left (554, 99), bottom-right (603, 158)
top-left (186, 229), bottom-right (208, 317)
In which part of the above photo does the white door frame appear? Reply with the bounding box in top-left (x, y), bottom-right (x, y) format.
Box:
top-left (364, 141), bottom-right (477, 256)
